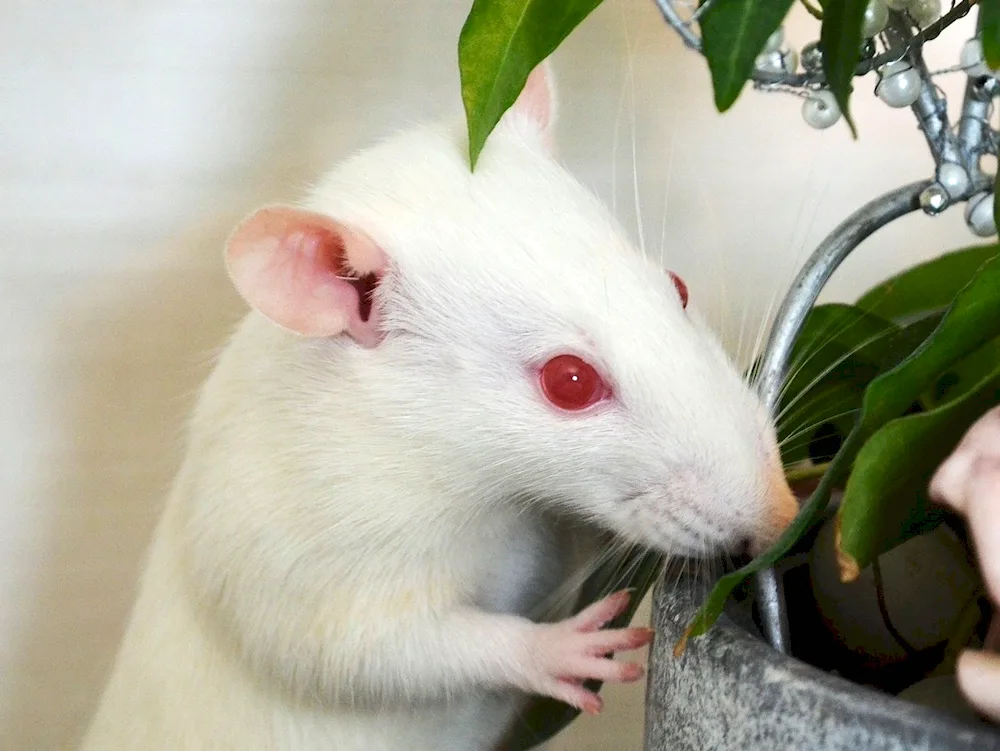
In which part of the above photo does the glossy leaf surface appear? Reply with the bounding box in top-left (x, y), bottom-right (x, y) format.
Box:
top-left (700, 0), bottom-right (795, 110)
top-left (458, 0), bottom-right (604, 168)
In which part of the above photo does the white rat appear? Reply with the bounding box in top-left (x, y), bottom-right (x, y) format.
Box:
top-left (78, 63), bottom-right (798, 751)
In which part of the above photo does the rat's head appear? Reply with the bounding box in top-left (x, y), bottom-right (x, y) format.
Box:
top-left (223, 63), bottom-right (798, 559)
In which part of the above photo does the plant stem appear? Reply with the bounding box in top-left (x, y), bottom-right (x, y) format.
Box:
top-left (799, 0), bottom-right (823, 20)
top-left (785, 461), bottom-right (831, 485)
top-left (751, 0), bottom-right (981, 86)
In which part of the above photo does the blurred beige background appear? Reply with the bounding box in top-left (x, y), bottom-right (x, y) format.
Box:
top-left (0, 1), bottom-right (987, 749)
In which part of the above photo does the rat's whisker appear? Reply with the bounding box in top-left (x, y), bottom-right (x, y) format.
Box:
top-left (774, 302), bottom-right (890, 402)
top-left (775, 299), bottom-right (905, 410)
top-left (777, 409), bottom-right (860, 456)
top-left (747, 151), bottom-right (832, 390)
top-left (658, 133), bottom-right (678, 271)
top-left (619, 3), bottom-right (646, 258)
top-left (778, 411), bottom-right (857, 447)
top-left (775, 324), bottom-right (903, 424)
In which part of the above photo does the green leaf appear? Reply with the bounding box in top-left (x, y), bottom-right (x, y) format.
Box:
top-left (923, 336), bottom-right (1000, 410)
top-left (682, 255), bottom-right (1000, 643)
top-left (855, 244), bottom-right (1000, 325)
top-left (995, 165), bottom-right (1000, 236)
top-left (831, 256), bottom-right (1000, 578)
top-left (819, 0), bottom-right (868, 137)
top-left (982, 0), bottom-right (1000, 69)
top-left (504, 547), bottom-right (663, 750)
top-left (458, 0), bottom-right (605, 169)
top-left (776, 304), bottom-right (895, 464)
top-left (699, 0), bottom-right (796, 111)
top-left (780, 244), bottom-right (998, 462)
top-left (844, 255), bottom-right (1000, 432)
top-left (837, 363), bottom-right (1000, 572)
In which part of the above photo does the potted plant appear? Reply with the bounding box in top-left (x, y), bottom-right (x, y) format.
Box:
top-left (456, 0), bottom-right (1000, 748)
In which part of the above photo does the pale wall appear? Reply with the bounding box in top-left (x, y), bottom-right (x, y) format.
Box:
top-left (0, 1), bottom-right (984, 749)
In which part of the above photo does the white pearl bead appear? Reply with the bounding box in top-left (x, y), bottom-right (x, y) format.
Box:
top-left (876, 61), bottom-right (922, 107)
top-left (909, 0), bottom-right (941, 26)
top-left (960, 38), bottom-right (993, 78)
top-left (965, 192), bottom-right (997, 237)
top-left (763, 27), bottom-right (784, 54)
top-left (937, 163), bottom-right (970, 199)
top-left (802, 90), bottom-right (842, 129)
top-left (886, 0), bottom-right (911, 9)
top-left (862, 0), bottom-right (889, 38)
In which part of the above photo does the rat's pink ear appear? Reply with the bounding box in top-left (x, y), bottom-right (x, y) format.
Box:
top-left (224, 205), bottom-right (387, 347)
top-left (503, 60), bottom-right (558, 152)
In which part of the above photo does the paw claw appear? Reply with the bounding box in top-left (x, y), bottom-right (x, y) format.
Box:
top-left (630, 627), bottom-right (656, 648)
top-left (580, 692), bottom-right (603, 715)
top-left (620, 662), bottom-right (645, 682)
top-left (572, 589), bottom-right (634, 631)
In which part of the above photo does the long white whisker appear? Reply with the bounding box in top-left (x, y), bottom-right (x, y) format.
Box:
top-left (749, 148), bottom-right (834, 389)
top-left (687, 165), bottom-right (742, 360)
top-left (778, 408), bottom-right (860, 450)
top-left (775, 323), bottom-right (902, 425)
top-left (610, 48), bottom-right (629, 219)
top-left (658, 131), bottom-right (678, 270)
top-left (620, 2), bottom-right (646, 256)
top-left (771, 304), bottom-right (869, 404)
top-left (749, 281), bottom-right (784, 379)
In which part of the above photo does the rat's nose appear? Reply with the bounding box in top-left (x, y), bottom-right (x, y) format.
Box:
top-left (753, 467), bottom-right (800, 555)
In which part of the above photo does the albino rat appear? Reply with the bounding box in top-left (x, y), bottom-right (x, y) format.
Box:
top-left (79, 62), bottom-right (798, 751)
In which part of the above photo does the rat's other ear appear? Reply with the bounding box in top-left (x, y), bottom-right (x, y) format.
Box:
top-left (224, 205), bottom-right (387, 347)
top-left (501, 59), bottom-right (558, 153)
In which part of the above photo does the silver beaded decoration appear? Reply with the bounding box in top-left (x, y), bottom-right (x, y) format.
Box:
top-left (649, 0), bottom-right (998, 655)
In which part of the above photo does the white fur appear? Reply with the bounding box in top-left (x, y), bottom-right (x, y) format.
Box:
top-left (80, 71), bottom-right (795, 750)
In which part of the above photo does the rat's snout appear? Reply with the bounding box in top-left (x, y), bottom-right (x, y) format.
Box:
top-left (749, 467), bottom-right (800, 556)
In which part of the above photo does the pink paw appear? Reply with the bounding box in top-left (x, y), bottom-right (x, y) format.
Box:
top-left (523, 590), bottom-right (654, 715)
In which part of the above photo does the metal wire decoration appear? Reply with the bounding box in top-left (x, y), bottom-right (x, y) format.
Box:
top-left (652, 0), bottom-right (999, 653)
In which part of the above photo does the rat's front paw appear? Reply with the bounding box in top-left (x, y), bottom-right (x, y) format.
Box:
top-left (521, 590), bottom-right (654, 715)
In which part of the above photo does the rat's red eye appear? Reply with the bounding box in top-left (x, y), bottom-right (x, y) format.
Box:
top-left (539, 355), bottom-right (608, 411)
top-left (668, 271), bottom-right (688, 309)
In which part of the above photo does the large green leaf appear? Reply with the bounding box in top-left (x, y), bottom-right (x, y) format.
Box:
top-left (458, 0), bottom-right (605, 169)
top-left (844, 256), bottom-right (1000, 436)
top-left (855, 244), bottom-right (1000, 324)
top-left (682, 254), bottom-right (1000, 644)
top-left (923, 336), bottom-right (1000, 409)
top-left (819, 0), bottom-right (867, 137)
top-left (700, 0), bottom-right (796, 111)
top-left (995, 167), bottom-right (1000, 237)
top-left (981, 0), bottom-right (1000, 69)
top-left (837, 363), bottom-right (1000, 574)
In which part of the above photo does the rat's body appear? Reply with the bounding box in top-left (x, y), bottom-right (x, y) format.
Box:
top-left (80, 318), bottom-right (585, 750)
top-left (80, 65), bottom-right (797, 751)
